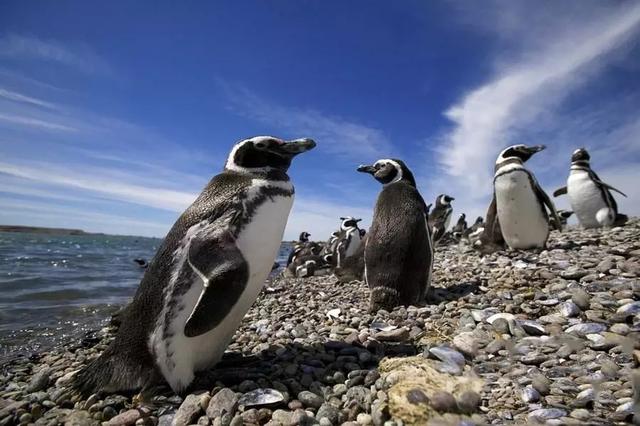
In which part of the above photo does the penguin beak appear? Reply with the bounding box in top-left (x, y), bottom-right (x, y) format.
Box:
top-left (357, 164), bottom-right (376, 174)
top-left (526, 145), bottom-right (546, 154)
top-left (276, 138), bottom-right (316, 156)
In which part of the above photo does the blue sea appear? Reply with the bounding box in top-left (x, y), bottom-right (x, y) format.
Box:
top-left (0, 231), bottom-right (292, 361)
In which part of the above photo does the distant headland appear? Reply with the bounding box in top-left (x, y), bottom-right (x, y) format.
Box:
top-left (0, 225), bottom-right (99, 236)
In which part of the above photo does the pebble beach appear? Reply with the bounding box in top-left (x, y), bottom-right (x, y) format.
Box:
top-left (1, 220), bottom-right (639, 426)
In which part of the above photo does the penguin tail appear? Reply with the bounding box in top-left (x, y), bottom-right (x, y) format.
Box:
top-left (70, 345), bottom-right (157, 397)
top-left (614, 213), bottom-right (628, 227)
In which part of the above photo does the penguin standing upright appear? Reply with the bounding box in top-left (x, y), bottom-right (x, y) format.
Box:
top-left (286, 231), bottom-right (312, 266)
top-left (429, 194), bottom-right (454, 243)
top-left (335, 217), bottom-right (363, 268)
top-left (481, 144), bottom-right (561, 250)
top-left (553, 148), bottom-right (627, 228)
top-left (72, 136), bottom-right (315, 395)
top-left (357, 159), bottom-right (432, 312)
top-left (451, 213), bottom-right (467, 240)
top-left (463, 216), bottom-right (484, 243)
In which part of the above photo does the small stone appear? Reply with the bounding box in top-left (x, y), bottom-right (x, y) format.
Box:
top-left (357, 413), bottom-right (373, 425)
top-left (297, 391), bottom-right (323, 409)
top-left (175, 393), bottom-right (209, 425)
top-left (521, 386), bottom-right (540, 403)
top-left (207, 388), bottom-right (238, 418)
top-left (27, 368), bottom-right (51, 392)
top-left (374, 328), bottom-right (409, 342)
top-left (456, 391), bottom-right (480, 414)
top-left (316, 403), bottom-right (339, 424)
top-left (528, 408), bottom-right (567, 422)
top-left (104, 409), bottom-right (144, 426)
top-left (531, 375), bottom-right (551, 395)
top-left (65, 410), bottom-right (98, 426)
top-left (571, 288), bottom-right (591, 310)
top-left (453, 332), bottom-right (478, 357)
top-left (429, 391), bottom-right (457, 412)
top-left (237, 388), bottom-right (283, 409)
top-left (406, 388), bottom-right (429, 405)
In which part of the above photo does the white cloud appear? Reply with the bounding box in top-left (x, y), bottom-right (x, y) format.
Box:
top-left (0, 87), bottom-right (58, 109)
top-left (0, 198), bottom-right (169, 237)
top-left (0, 112), bottom-right (77, 132)
top-left (433, 2), bottom-right (640, 220)
top-left (222, 84), bottom-right (393, 160)
top-left (285, 195), bottom-right (372, 241)
top-left (0, 34), bottom-right (113, 75)
top-left (0, 161), bottom-right (197, 212)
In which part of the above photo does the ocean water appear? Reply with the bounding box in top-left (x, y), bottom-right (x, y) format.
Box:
top-left (0, 231), bottom-right (292, 361)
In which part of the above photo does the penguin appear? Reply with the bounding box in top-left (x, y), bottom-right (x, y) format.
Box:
top-left (451, 213), bottom-right (467, 240)
top-left (481, 144), bottom-right (561, 250)
top-left (463, 216), bottom-right (484, 243)
top-left (549, 209), bottom-right (574, 229)
top-left (286, 231), bottom-right (312, 266)
top-left (553, 148), bottom-right (627, 228)
top-left (72, 136), bottom-right (315, 395)
top-left (335, 216), bottom-right (363, 268)
top-left (357, 159), bottom-right (432, 312)
top-left (334, 233), bottom-right (367, 283)
top-left (429, 194), bottom-right (454, 243)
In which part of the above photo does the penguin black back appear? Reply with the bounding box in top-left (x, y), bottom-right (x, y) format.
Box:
top-left (357, 159), bottom-right (432, 312)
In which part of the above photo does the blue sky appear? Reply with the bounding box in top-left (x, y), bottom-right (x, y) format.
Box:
top-left (1, 1), bottom-right (639, 239)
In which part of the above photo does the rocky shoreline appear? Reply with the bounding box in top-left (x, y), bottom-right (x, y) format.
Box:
top-left (1, 220), bottom-right (639, 425)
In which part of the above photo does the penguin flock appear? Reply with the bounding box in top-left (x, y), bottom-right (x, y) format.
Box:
top-left (71, 137), bottom-right (629, 396)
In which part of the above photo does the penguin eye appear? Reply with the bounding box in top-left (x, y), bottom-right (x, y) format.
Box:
top-left (255, 142), bottom-right (267, 149)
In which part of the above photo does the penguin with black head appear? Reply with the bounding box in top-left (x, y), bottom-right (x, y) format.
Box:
top-left (335, 216), bottom-right (363, 268)
top-left (429, 194), bottom-right (454, 243)
top-left (480, 144), bottom-right (561, 251)
top-left (357, 159), bottom-right (432, 312)
top-left (72, 136), bottom-right (315, 395)
top-left (553, 148), bottom-right (627, 228)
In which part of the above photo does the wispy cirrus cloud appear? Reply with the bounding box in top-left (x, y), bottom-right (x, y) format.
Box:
top-left (0, 112), bottom-right (77, 132)
top-left (0, 34), bottom-right (113, 76)
top-left (0, 161), bottom-right (197, 212)
top-left (221, 83), bottom-right (392, 160)
top-left (0, 87), bottom-right (58, 109)
top-left (432, 1), bottom-right (640, 220)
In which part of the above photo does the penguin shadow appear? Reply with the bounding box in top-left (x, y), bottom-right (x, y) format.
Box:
top-left (425, 282), bottom-right (480, 304)
top-left (185, 339), bottom-right (415, 396)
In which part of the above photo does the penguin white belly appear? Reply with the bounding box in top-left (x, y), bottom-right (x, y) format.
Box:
top-left (344, 230), bottom-right (361, 258)
top-left (495, 170), bottom-right (548, 249)
top-left (443, 211), bottom-right (452, 231)
top-left (568, 170), bottom-right (611, 228)
top-left (153, 194), bottom-right (293, 391)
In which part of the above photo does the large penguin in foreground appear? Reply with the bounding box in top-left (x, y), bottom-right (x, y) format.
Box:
top-left (357, 159), bottom-right (432, 312)
top-left (481, 144), bottom-right (561, 250)
top-left (553, 148), bottom-right (627, 228)
top-left (73, 136), bottom-right (315, 395)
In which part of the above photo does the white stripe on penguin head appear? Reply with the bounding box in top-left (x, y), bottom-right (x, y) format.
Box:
top-left (375, 159), bottom-right (403, 185)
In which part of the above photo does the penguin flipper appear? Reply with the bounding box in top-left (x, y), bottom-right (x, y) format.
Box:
top-left (553, 186), bottom-right (567, 197)
top-left (183, 231), bottom-right (249, 338)
top-left (480, 193), bottom-right (505, 247)
top-left (530, 176), bottom-right (563, 231)
top-left (588, 169), bottom-right (627, 197)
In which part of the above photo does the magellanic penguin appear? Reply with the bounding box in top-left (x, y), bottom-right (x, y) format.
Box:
top-left (429, 194), bottom-right (454, 243)
top-left (553, 148), bottom-right (627, 228)
top-left (286, 231), bottom-right (312, 266)
top-left (72, 136), bottom-right (315, 395)
top-left (451, 213), bottom-right (467, 240)
top-left (335, 216), bottom-right (363, 268)
top-left (481, 144), bottom-right (562, 251)
top-left (357, 159), bottom-right (433, 312)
